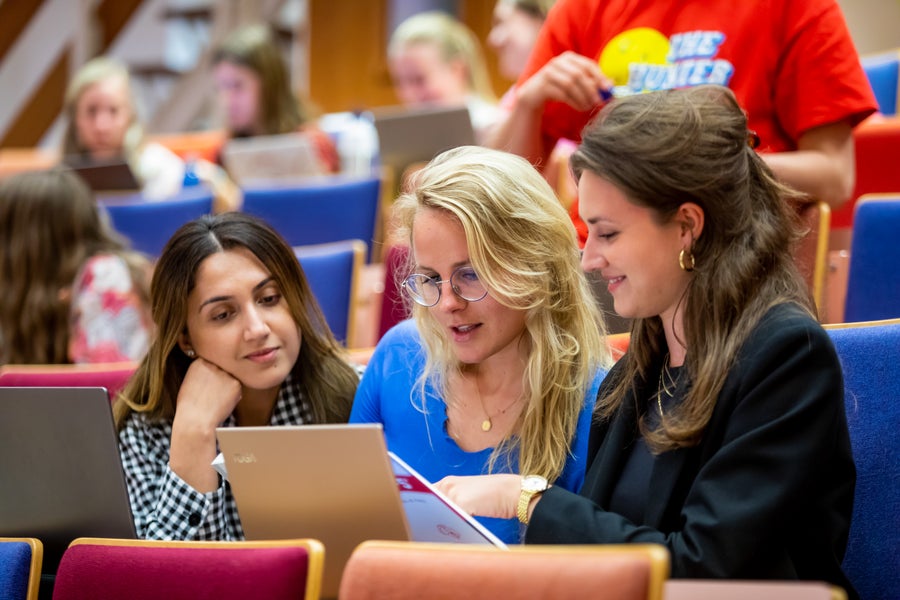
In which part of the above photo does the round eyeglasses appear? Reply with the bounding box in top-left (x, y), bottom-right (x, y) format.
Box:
top-left (402, 265), bottom-right (488, 307)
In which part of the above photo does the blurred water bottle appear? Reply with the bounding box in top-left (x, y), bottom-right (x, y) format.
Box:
top-left (338, 110), bottom-right (379, 176)
top-left (182, 157), bottom-right (201, 187)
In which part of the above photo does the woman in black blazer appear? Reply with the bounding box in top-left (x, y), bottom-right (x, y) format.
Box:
top-left (436, 85), bottom-right (857, 598)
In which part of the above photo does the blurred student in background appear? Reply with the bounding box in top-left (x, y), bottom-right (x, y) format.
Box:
top-left (0, 169), bottom-right (152, 365)
top-left (351, 146), bottom-right (611, 543)
top-left (212, 24), bottom-right (339, 173)
top-left (488, 0), bottom-right (556, 104)
top-left (115, 213), bottom-right (360, 540)
top-left (388, 11), bottom-right (503, 143)
top-left (62, 57), bottom-right (186, 201)
top-left (487, 0), bottom-right (577, 206)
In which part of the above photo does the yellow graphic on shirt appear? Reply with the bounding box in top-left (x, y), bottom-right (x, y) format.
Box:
top-left (598, 28), bottom-right (734, 96)
top-left (599, 28), bottom-right (670, 86)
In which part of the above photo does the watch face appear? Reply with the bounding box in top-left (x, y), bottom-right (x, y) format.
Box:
top-left (522, 475), bottom-right (548, 492)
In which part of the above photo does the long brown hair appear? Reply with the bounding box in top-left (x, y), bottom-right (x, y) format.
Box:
top-left (212, 24), bottom-right (310, 136)
top-left (0, 168), bottom-right (150, 365)
top-left (571, 85), bottom-right (813, 453)
top-left (114, 212), bottom-right (357, 428)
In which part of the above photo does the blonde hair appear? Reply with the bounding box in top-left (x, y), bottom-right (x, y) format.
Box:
top-left (572, 85), bottom-right (812, 453)
top-left (389, 11), bottom-right (497, 103)
top-left (62, 57), bottom-right (145, 168)
top-left (393, 146), bottom-right (611, 480)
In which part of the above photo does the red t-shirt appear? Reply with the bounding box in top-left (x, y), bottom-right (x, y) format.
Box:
top-left (520, 0), bottom-right (877, 240)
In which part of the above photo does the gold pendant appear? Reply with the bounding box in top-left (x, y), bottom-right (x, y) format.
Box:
top-left (481, 419), bottom-right (492, 432)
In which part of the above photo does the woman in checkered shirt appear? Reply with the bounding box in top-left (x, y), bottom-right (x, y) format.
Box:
top-left (113, 212), bottom-right (360, 539)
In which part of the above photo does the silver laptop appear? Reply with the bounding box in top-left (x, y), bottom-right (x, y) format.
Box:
top-left (371, 104), bottom-right (476, 174)
top-left (221, 131), bottom-right (326, 186)
top-left (216, 423), bottom-right (505, 598)
top-left (0, 387), bottom-right (137, 574)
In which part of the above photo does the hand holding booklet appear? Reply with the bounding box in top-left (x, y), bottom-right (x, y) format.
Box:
top-left (211, 445), bottom-right (502, 545)
top-left (215, 424), bottom-right (505, 598)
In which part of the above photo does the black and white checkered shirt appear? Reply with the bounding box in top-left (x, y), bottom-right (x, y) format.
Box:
top-left (118, 372), bottom-right (319, 540)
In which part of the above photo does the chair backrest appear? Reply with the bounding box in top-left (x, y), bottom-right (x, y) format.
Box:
top-left (794, 200), bottom-right (830, 312)
top-left (0, 538), bottom-right (42, 600)
top-left (338, 541), bottom-right (669, 600)
top-left (52, 538), bottom-right (324, 600)
top-left (832, 115), bottom-right (900, 238)
top-left (0, 362), bottom-right (137, 400)
top-left (241, 176), bottom-right (381, 262)
top-left (294, 239), bottom-right (366, 345)
top-left (824, 318), bottom-right (900, 600)
top-left (99, 188), bottom-right (215, 258)
top-left (149, 130), bottom-right (226, 164)
top-left (843, 195), bottom-right (900, 322)
top-left (861, 49), bottom-right (899, 117)
top-left (665, 580), bottom-right (846, 600)
top-left (377, 244), bottom-right (410, 341)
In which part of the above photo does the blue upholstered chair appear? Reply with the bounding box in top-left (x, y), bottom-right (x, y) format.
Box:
top-left (825, 318), bottom-right (900, 600)
top-left (295, 240), bottom-right (365, 345)
top-left (843, 195), bottom-right (900, 322)
top-left (242, 176), bottom-right (381, 262)
top-left (99, 187), bottom-right (214, 258)
top-left (861, 49), bottom-right (899, 116)
top-left (0, 538), bottom-right (42, 600)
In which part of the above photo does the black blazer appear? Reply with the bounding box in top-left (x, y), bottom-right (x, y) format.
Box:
top-left (526, 304), bottom-right (857, 598)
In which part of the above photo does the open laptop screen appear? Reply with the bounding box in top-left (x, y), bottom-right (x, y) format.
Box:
top-left (0, 386), bottom-right (137, 574)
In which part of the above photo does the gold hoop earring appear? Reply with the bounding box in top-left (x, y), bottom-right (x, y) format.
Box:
top-left (679, 248), bottom-right (695, 272)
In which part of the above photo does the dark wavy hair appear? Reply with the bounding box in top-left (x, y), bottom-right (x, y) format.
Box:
top-left (212, 24), bottom-right (310, 136)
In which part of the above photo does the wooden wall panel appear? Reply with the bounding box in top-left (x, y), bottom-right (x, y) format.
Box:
top-left (308, 0), bottom-right (513, 113)
top-left (0, 50), bottom-right (68, 148)
top-left (0, 0), bottom-right (45, 63)
top-left (96, 0), bottom-right (145, 51)
top-left (309, 0), bottom-right (397, 113)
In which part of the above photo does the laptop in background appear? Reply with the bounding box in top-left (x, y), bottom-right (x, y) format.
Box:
top-left (0, 387), bottom-right (137, 576)
top-left (63, 157), bottom-right (141, 193)
top-left (371, 104), bottom-right (475, 175)
top-left (221, 132), bottom-right (326, 186)
top-left (216, 423), bottom-right (504, 598)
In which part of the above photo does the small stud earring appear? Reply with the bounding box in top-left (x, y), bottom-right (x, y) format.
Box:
top-left (186, 349), bottom-right (196, 358)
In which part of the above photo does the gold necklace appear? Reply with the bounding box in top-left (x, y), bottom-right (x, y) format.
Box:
top-left (474, 379), bottom-right (523, 432)
top-left (656, 353), bottom-right (678, 418)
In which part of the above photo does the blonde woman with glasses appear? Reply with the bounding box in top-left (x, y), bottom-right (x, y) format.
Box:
top-left (350, 145), bottom-right (611, 543)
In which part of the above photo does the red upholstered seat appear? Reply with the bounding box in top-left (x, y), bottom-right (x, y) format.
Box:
top-left (52, 538), bottom-right (323, 600)
top-left (0, 362), bottom-right (137, 401)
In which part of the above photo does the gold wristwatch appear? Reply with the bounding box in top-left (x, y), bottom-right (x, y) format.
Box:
top-left (517, 475), bottom-right (549, 525)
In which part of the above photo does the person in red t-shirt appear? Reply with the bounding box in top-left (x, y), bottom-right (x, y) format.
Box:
top-left (488, 0), bottom-right (877, 242)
